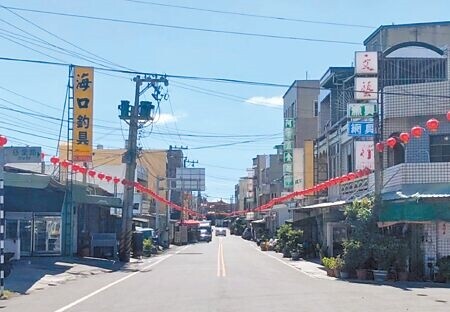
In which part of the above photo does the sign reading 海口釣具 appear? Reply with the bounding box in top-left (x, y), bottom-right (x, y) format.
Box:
top-left (73, 66), bottom-right (94, 162)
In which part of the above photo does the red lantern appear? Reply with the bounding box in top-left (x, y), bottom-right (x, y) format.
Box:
top-left (105, 175), bottom-right (112, 182)
top-left (113, 177), bottom-right (120, 184)
top-left (386, 137), bottom-right (397, 149)
top-left (363, 167), bottom-right (372, 175)
top-left (50, 156), bottom-right (59, 165)
top-left (347, 172), bottom-right (357, 180)
top-left (71, 164), bottom-right (80, 172)
top-left (79, 166), bottom-right (87, 175)
top-left (88, 170), bottom-right (96, 177)
top-left (399, 132), bottom-right (410, 144)
top-left (447, 111), bottom-right (450, 121)
top-left (356, 170), bottom-right (364, 177)
top-left (426, 118), bottom-right (439, 132)
top-left (375, 142), bottom-right (384, 152)
top-left (121, 179), bottom-right (128, 185)
top-left (340, 175), bottom-right (349, 182)
top-left (0, 135), bottom-right (7, 147)
top-left (41, 152), bottom-right (45, 160)
top-left (97, 173), bottom-right (105, 180)
top-left (60, 160), bottom-right (71, 168)
top-left (411, 126), bottom-right (423, 138)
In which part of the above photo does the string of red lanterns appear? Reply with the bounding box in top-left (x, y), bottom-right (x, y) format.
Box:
top-left (45, 158), bottom-right (204, 219)
top-left (378, 113), bottom-right (449, 150)
top-left (227, 167), bottom-right (373, 217)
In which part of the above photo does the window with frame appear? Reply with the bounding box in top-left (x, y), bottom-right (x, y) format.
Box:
top-left (314, 100), bottom-right (319, 117)
top-left (430, 134), bottom-right (450, 162)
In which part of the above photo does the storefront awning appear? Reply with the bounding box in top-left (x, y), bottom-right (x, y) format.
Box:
top-left (291, 200), bottom-right (347, 210)
top-left (380, 198), bottom-right (450, 223)
top-left (251, 219), bottom-right (266, 224)
top-left (179, 220), bottom-right (200, 226)
top-left (83, 195), bottom-right (122, 208)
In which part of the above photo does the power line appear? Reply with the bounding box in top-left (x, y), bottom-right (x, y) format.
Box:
top-left (4, 6), bottom-right (362, 45)
top-left (124, 0), bottom-right (374, 29)
top-left (0, 5), bottom-right (132, 70)
top-left (170, 81), bottom-right (282, 110)
top-left (198, 162), bottom-right (244, 172)
top-left (144, 130), bottom-right (282, 138)
top-left (2, 56), bottom-right (450, 100)
top-left (189, 137), bottom-right (281, 150)
top-left (0, 84), bottom-right (64, 113)
top-left (0, 33), bottom-right (67, 63)
top-left (0, 17), bottom-right (115, 68)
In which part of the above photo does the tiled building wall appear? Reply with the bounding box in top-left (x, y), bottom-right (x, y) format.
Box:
top-left (382, 51), bottom-right (450, 167)
top-left (423, 222), bottom-right (450, 269)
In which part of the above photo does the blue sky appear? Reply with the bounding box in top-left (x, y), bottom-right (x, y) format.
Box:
top-left (0, 0), bottom-right (449, 201)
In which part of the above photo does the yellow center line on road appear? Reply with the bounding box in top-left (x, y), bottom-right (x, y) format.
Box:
top-left (221, 238), bottom-right (226, 277)
top-left (217, 237), bottom-right (226, 277)
top-left (217, 238), bottom-right (222, 277)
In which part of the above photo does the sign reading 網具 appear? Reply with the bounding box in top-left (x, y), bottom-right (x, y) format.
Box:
top-left (348, 121), bottom-right (374, 137)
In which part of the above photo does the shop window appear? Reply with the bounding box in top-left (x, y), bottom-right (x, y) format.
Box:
top-left (6, 220), bottom-right (18, 239)
top-left (430, 135), bottom-right (450, 162)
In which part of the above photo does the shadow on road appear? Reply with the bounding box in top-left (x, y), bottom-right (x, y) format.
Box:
top-left (337, 277), bottom-right (450, 291)
top-left (5, 256), bottom-right (126, 294)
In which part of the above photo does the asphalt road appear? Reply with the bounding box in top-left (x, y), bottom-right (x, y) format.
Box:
top-left (4, 231), bottom-right (450, 312)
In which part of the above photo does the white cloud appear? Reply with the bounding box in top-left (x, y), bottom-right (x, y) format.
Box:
top-left (155, 113), bottom-right (178, 124)
top-left (245, 96), bottom-right (283, 108)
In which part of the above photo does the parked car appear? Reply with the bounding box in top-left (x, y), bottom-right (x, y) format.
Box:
top-left (241, 228), bottom-right (252, 240)
top-left (215, 228), bottom-right (226, 236)
top-left (198, 228), bottom-right (212, 242)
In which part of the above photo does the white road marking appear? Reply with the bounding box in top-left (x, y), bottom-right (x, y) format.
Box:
top-left (53, 245), bottom-right (190, 312)
top-left (248, 241), bottom-right (321, 279)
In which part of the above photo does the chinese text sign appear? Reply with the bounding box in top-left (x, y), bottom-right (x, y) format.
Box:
top-left (73, 66), bottom-right (94, 162)
top-left (355, 141), bottom-right (374, 170)
top-left (355, 51), bottom-right (378, 75)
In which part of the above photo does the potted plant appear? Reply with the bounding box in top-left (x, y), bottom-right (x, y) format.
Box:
top-left (436, 256), bottom-right (450, 283)
top-left (143, 238), bottom-right (153, 257)
top-left (393, 239), bottom-right (409, 281)
top-left (342, 239), bottom-right (369, 279)
top-left (260, 240), bottom-right (268, 251)
top-left (373, 236), bottom-right (397, 282)
top-left (287, 229), bottom-right (303, 261)
top-left (322, 257), bottom-right (337, 277)
top-left (334, 255), bottom-right (348, 278)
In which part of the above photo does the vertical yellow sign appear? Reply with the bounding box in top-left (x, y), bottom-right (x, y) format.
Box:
top-left (73, 66), bottom-right (94, 162)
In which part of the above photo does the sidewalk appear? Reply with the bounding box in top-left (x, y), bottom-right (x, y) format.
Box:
top-left (4, 252), bottom-right (166, 297)
top-left (255, 247), bottom-right (333, 280)
top-left (254, 244), bottom-right (450, 289)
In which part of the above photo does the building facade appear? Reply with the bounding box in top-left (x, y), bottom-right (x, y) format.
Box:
top-left (283, 80), bottom-right (320, 193)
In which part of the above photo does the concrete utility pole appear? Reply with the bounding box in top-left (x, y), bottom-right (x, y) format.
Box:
top-left (119, 75), bottom-right (168, 262)
top-left (373, 53), bottom-right (384, 217)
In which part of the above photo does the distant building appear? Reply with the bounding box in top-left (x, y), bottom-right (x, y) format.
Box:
top-left (282, 80), bottom-right (320, 193)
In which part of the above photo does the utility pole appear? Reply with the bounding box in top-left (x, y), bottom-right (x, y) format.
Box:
top-left (373, 52), bottom-right (384, 217)
top-left (184, 158), bottom-right (198, 168)
top-left (119, 74), bottom-right (168, 262)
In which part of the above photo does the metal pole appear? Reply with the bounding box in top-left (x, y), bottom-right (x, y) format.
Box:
top-left (0, 148), bottom-right (4, 297)
top-left (119, 75), bottom-right (141, 262)
top-left (166, 188), bottom-right (171, 247)
top-left (155, 178), bottom-right (160, 233)
top-left (374, 52), bottom-right (384, 217)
